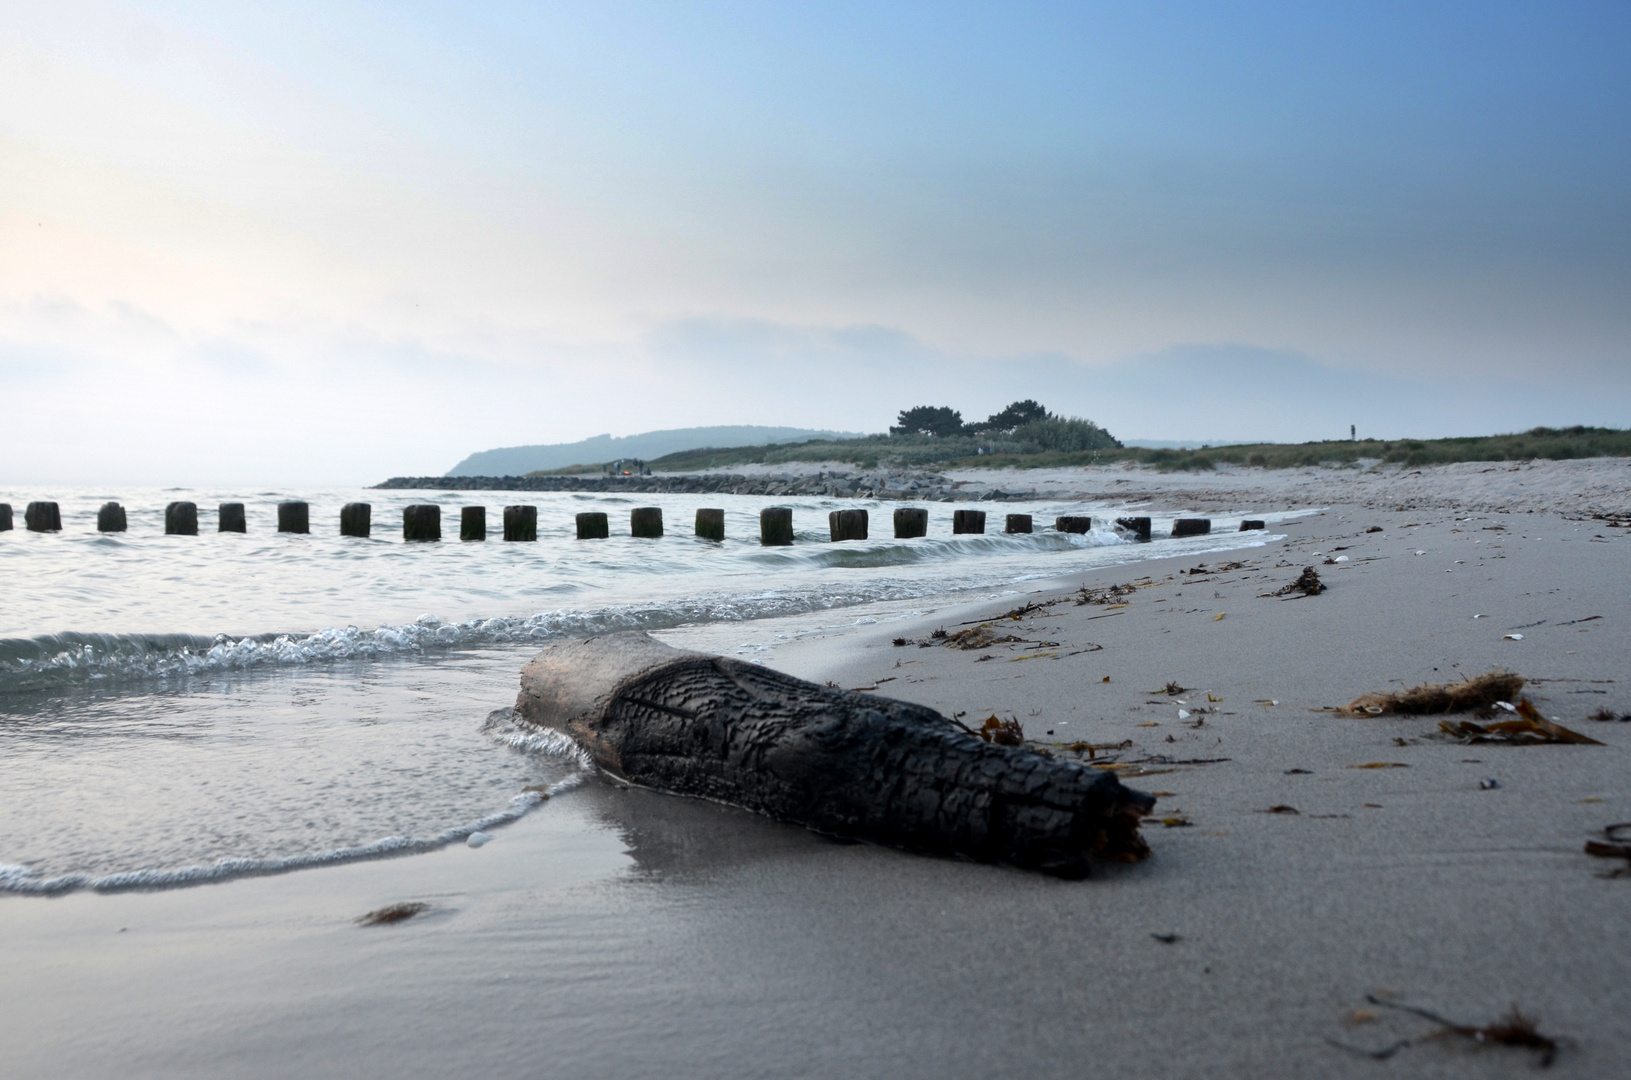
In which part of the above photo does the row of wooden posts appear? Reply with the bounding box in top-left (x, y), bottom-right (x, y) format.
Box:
top-left (1, 500), bottom-right (1266, 543)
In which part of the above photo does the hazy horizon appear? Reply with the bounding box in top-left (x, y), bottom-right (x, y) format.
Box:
top-left (5, 2), bottom-right (1628, 485)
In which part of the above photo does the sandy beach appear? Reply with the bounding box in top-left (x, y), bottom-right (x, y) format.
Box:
top-left (5, 460), bottom-right (1628, 1078)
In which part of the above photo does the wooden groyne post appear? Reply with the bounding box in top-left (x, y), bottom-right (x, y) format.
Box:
top-left (631, 507), bottom-right (663, 538)
top-left (829, 508), bottom-right (868, 541)
top-left (1115, 516), bottom-right (1151, 541)
top-left (278, 501), bottom-right (309, 534)
top-left (1005, 514), bottom-right (1033, 534)
top-left (340, 503), bottom-right (372, 538)
top-left (695, 508), bottom-right (725, 542)
top-left (760, 506), bottom-right (793, 546)
top-left (1055, 516), bottom-right (1091, 534)
top-left (461, 506), bottom-right (486, 541)
top-left (952, 509), bottom-right (985, 535)
top-left (1172, 518), bottom-right (1212, 537)
top-left (893, 507), bottom-right (927, 539)
top-left (576, 512), bottom-right (609, 539)
top-left (25, 502), bottom-right (61, 532)
top-left (219, 503), bottom-right (247, 533)
top-left (1239, 520), bottom-right (1265, 531)
top-left (504, 506), bottom-right (537, 541)
top-left (165, 501), bottom-right (198, 535)
top-left (98, 502), bottom-right (127, 532)
top-left (0, 503), bottom-right (11, 531)
top-left (404, 504), bottom-right (441, 541)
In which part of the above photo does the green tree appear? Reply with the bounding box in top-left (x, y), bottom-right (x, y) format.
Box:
top-left (891, 406), bottom-right (966, 437)
top-left (977, 399), bottom-right (1050, 433)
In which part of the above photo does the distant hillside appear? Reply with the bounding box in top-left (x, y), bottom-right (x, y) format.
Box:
top-left (641, 425), bottom-right (1631, 473)
top-left (446, 426), bottom-right (867, 476)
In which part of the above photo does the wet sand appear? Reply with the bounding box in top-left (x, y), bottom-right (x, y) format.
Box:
top-left (4, 463), bottom-right (1629, 1078)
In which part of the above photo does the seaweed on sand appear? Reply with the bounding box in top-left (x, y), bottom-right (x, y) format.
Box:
top-left (1329, 995), bottom-right (1564, 1066)
top-left (1345, 671), bottom-right (1525, 717)
top-left (357, 902), bottom-right (429, 926)
top-left (1438, 699), bottom-right (1603, 745)
top-left (1274, 567), bottom-right (1327, 596)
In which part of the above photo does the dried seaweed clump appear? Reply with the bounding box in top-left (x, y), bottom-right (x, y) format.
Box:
top-left (977, 715), bottom-right (1025, 746)
top-left (1275, 567), bottom-right (1326, 596)
top-left (1345, 670), bottom-right (1525, 717)
top-left (1076, 582), bottom-right (1137, 605)
top-left (357, 901), bottom-right (429, 926)
top-left (1331, 995), bottom-right (1564, 1067)
top-left (1440, 698), bottom-right (1602, 745)
top-left (944, 624), bottom-right (1025, 650)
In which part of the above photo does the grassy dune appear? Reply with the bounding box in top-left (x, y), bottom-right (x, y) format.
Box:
top-left (979, 426), bottom-right (1631, 472)
top-left (559, 426), bottom-right (1631, 475)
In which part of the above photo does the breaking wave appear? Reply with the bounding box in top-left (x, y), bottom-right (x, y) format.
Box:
top-left (0, 525), bottom-right (1277, 695)
top-left (0, 572), bottom-right (1072, 693)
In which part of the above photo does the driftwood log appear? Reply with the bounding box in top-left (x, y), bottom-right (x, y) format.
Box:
top-left (516, 632), bottom-right (1155, 878)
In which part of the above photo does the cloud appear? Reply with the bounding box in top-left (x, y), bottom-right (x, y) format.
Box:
top-left (0, 300), bottom-right (1626, 486)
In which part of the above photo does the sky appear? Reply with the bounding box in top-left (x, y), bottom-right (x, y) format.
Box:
top-left (3, 1), bottom-right (1629, 484)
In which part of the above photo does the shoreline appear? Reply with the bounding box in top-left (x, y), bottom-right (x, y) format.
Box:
top-left (5, 464), bottom-right (1630, 1077)
top-left (373, 456), bottom-right (1631, 517)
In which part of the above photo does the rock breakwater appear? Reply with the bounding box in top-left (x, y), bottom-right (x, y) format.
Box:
top-left (374, 470), bottom-right (1042, 502)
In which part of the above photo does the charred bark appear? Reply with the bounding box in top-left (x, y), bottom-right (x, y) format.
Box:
top-left (516, 632), bottom-right (1155, 878)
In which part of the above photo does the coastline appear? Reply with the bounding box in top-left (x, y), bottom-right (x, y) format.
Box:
top-left (5, 463), bottom-right (1629, 1077)
top-left (372, 456), bottom-right (1631, 518)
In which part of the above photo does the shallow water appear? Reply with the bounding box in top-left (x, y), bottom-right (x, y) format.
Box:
top-left (0, 483), bottom-right (1295, 893)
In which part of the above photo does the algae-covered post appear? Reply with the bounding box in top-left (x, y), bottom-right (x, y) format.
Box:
top-left (514, 632), bottom-right (1155, 878)
top-left (630, 507), bottom-right (663, 539)
top-left (403, 504), bottom-right (441, 542)
top-left (26, 502), bottom-right (61, 532)
top-left (695, 508), bottom-right (725, 542)
top-left (829, 508), bottom-right (868, 541)
top-left (760, 506), bottom-right (793, 546)
top-left (1005, 514), bottom-right (1033, 534)
top-left (340, 503), bottom-right (371, 538)
top-left (953, 509), bottom-right (985, 535)
top-left (165, 502), bottom-right (198, 536)
top-left (219, 503), bottom-right (247, 533)
top-left (504, 506), bottom-right (537, 541)
top-left (576, 512), bottom-right (609, 540)
top-left (1240, 520), bottom-right (1266, 531)
top-left (1055, 516), bottom-right (1091, 534)
top-left (278, 502), bottom-right (309, 534)
top-left (1173, 518), bottom-right (1212, 537)
top-left (0, 503), bottom-right (11, 531)
top-left (893, 507), bottom-right (927, 539)
top-left (98, 502), bottom-right (127, 533)
top-left (461, 506), bottom-right (486, 541)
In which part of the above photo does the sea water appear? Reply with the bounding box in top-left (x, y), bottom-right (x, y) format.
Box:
top-left (0, 484), bottom-right (1291, 893)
